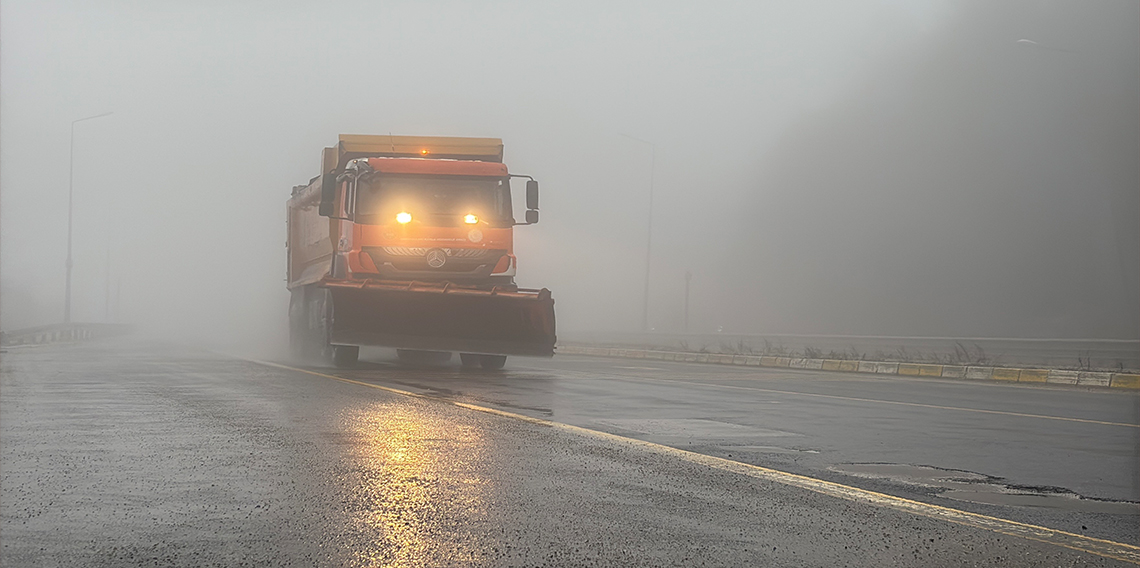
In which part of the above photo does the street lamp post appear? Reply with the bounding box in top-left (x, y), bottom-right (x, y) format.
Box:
top-left (65, 111), bottom-right (113, 324)
top-left (619, 133), bottom-right (655, 332)
top-left (684, 270), bottom-right (692, 333)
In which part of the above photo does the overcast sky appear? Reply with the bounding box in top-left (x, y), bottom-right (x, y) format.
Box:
top-left (2, 0), bottom-right (1136, 348)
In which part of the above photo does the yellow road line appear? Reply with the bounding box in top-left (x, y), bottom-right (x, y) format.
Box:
top-left (249, 359), bottom-right (1140, 564)
top-left (537, 367), bottom-right (1139, 428)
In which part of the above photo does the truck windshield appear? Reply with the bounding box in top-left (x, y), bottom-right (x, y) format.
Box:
top-left (354, 174), bottom-right (513, 227)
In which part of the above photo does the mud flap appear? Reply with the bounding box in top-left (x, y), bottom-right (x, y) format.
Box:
top-left (323, 280), bottom-right (556, 357)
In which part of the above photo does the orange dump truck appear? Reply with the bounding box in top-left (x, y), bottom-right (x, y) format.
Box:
top-left (286, 135), bottom-right (556, 369)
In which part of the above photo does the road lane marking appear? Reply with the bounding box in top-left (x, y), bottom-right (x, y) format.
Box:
top-left (250, 359), bottom-right (1140, 564)
top-left (530, 367), bottom-right (1139, 428)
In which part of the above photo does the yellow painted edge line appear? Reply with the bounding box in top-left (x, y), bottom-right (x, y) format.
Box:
top-left (248, 359), bottom-right (1140, 564)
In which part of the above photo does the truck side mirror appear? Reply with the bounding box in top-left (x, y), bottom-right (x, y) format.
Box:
top-left (318, 173), bottom-right (337, 217)
top-left (525, 209), bottom-right (539, 224)
top-left (525, 180), bottom-right (539, 210)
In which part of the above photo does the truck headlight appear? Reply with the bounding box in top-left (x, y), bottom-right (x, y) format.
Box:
top-left (396, 212), bottom-right (412, 224)
top-left (464, 214), bottom-right (479, 224)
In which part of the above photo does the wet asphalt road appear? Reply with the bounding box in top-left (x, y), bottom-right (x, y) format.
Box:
top-left (2, 338), bottom-right (1138, 567)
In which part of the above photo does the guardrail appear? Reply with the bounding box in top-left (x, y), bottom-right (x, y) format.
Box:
top-left (0, 323), bottom-right (133, 347)
top-left (557, 345), bottom-right (1140, 390)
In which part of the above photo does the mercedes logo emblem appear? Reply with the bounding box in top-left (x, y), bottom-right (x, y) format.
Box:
top-left (425, 248), bottom-right (447, 269)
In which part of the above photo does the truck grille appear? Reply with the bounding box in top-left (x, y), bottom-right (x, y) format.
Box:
top-left (380, 247), bottom-right (493, 259)
top-left (362, 246), bottom-right (507, 278)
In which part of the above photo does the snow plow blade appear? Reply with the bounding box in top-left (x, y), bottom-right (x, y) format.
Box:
top-left (323, 279), bottom-right (556, 357)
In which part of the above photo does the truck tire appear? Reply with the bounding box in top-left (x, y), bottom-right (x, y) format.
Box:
top-left (479, 354), bottom-right (507, 370)
top-left (333, 345), bottom-right (359, 368)
top-left (306, 285), bottom-right (334, 364)
top-left (288, 288), bottom-right (307, 359)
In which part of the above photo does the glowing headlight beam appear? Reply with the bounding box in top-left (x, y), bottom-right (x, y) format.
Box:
top-left (396, 212), bottom-right (412, 224)
top-left (464, 214), bottom-right (479, 225)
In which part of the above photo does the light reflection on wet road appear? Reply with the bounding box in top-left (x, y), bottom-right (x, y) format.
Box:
top-left (344, 403), bottom-right (489, 566)
top-left (2, 338), bottom-right (1137, 566)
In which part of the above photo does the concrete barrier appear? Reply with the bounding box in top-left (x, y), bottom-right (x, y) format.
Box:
top-left (965, 367), bottom-right (994, 380)
top-left (1077, 372), bottom-right (1112, 387)
top-left (992, 368), bottom-right (1021, 381)
top-left (553, 344), bottom-right (1137, 390)
top-left (1046, 370), bottom-right (1079, 385)
top-left (1, 323), bottom-right (130, 347)
top-left (1111, 374), bottom-right (1140, 389)
top-left (941, 366), bottom-right (966, 379)
top-left (899, 363), bottom-right (944, 377)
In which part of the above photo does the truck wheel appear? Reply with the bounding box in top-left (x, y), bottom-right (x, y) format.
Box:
top-left (288, 287), bottom-right (308, 360)
top-left (307, 286), bottom-right (335, 364)
top-left (479, 354), bottom-right (507, 370)
top-left (459, 353), bottom-right (481, 368)
top-left (333, 345), bottom-right (359, 368)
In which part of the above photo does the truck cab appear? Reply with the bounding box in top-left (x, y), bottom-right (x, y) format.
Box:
top-left (333, 157), bottom-right (536, 287)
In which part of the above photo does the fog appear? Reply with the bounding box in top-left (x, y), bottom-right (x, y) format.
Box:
top-left (2, 0), bottom-right (1136, 354)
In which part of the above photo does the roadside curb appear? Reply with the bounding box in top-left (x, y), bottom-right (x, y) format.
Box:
top-left (556, 345), bottom-right (1140, 390)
